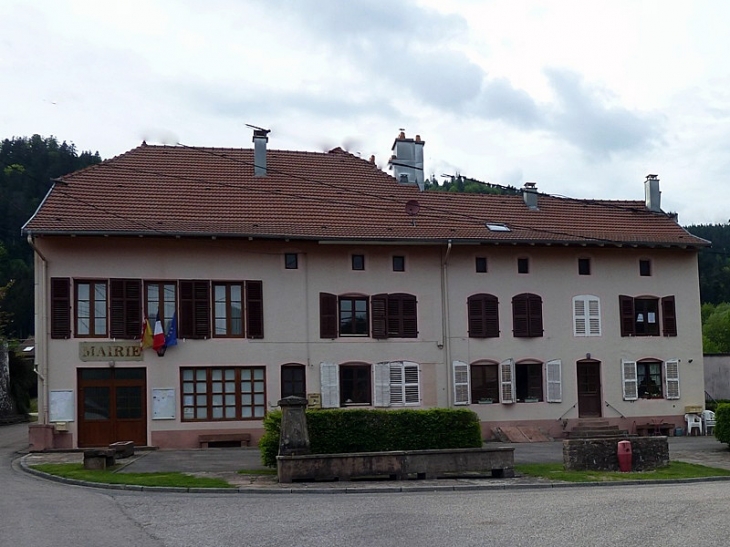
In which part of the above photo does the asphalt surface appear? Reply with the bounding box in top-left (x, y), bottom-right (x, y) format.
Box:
top-left (16, 429), bottom-right (730, 493)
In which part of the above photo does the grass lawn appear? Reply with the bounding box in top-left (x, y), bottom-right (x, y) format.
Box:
top-left (31, 463), bottom-right (234, 488)
top-left (515, 461), bottom-right (730, 482)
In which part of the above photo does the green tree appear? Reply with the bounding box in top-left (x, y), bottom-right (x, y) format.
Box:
top-left (701, 303), bottom-right (730, 353)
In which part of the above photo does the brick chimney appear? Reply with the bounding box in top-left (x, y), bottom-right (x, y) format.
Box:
top-left (388, 131), bottom-right (425, 190)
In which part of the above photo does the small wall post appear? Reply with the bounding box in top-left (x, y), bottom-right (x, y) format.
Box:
top-left (278, 395), bottom-right (310, 456)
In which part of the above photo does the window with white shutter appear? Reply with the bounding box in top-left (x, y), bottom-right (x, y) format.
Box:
top-left (664, 359), bottom-right (680, 400)
top-left (546, 359), bottom-right (562, 402)
top-left (453, 361), bottom-right (470, 405)
top-left (500, 359), bottom-right (515, 404)
top-left (573, 295), bottom-right (601, 337)
top-left (622, 360), bottom-right (638, 401)
top-left (379, 361), bottom-right (420, 406)
top-left (319, 362), bottom-right (339, 408)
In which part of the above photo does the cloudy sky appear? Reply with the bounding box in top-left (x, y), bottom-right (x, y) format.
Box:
top-left (2, 0), bottom-right (729, 225)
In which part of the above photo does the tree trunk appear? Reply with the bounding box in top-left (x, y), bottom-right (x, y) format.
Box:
top-left (0, 341), bottom-right (15, 417)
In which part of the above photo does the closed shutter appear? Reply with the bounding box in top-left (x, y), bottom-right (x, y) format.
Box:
top-left (403, 362), bottom-right (420, 404)
top-left (453, 360), bottom-right (470, 405)
top-left (664, 359), bottom-right (680, 399)
top-left (371, 294), bottom-right (388, 339)
top-left (573, 296), bottom-right (587, 336)
top-left (512, 294), bottom-right (529, 337)
top-left (619, 295), bottom-right (635, 336)
top-left (468, 294), bottom-right (499, 338)
top-left (319, 293), bottom-right (337, 338)
top-left (500, 358), bottom-right (515, 404)
top-left (661, 296), bottom-right (677, 337)
top-left (546, 359), bottom-right (562, 402)
top-left (180, 280), bottom-right (210, 339)
top-left (245, 280), bottom-right (263, 338)
top-left (588, 297), bottom-right (601, 336)
top-left (50, 277), bottom-right (71, 339)
top-left (109, 279), bottom-right (141, 339)
top-left (373, 362), bottom-right (391, 407)
top-left (319, 362), bottom-right (339, 408)
top-left (622, 359), bottom-right (638, 401)
top-left (527, 294), bottom-right (543, 336)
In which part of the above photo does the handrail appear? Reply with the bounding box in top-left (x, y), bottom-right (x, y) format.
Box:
top-left (557, 402), bottom-right (577, 421)
top-left (604, 400), bottom-right (625, 418)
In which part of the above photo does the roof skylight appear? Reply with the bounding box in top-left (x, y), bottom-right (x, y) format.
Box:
top-left (486, 223), bottom-right (511, 232)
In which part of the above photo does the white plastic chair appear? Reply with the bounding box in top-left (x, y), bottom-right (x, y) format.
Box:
top-left (702, 410), bottom-right (716, 436)
top-left (685, 413), bottom-right (703, 436)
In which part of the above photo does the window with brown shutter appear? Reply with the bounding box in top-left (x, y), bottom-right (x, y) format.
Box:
top-left (245, 280), bottom-right (264, 338)
top-left (512, 293), bottom-right (543, 337)
top-left (320, 292), bottom-right (337, 338)
top-left (110, 279), bottom-right (141, 339)
top-left (50, 277), bottom-right (71, 339)
top-left (661, 296), bottom-right (677, 336)
top-left (467, 294), bottom-right (499, 338)
top-left (179, 280), bottom-right (210, 339)
top-left (371, 294), bottom-right (388, 339)
top-left (387, 293), bottom-right (418, 338)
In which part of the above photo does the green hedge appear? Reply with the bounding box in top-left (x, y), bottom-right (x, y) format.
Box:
top-left (714, 403), bottom-right (730, 445)
top-left (258, 408), bottom-right (483, 467)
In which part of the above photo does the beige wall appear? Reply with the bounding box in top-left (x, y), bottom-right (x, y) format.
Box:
top-left (31, 235), bottom-right (705, 448)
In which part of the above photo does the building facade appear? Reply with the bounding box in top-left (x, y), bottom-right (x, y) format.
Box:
top-left (23, 131), bottom-right (709, 449)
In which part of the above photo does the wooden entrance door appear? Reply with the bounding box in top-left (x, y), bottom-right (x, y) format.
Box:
top-left (78, 367), bottom-right (147, 447)
top-left (577, 360), bottom-right (602, 418)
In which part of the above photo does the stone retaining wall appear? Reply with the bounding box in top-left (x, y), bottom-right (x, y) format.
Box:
top-left (563, 436), bottom-right (669, 472)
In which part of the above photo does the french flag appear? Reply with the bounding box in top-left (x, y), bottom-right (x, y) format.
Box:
top-left (152, 312), bottom-right (165, 352)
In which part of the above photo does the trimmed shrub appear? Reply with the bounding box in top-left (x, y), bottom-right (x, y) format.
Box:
top-left (259, 407), bottom-right (482, 468)
top-left (714, 403), bottom-right (730, 445)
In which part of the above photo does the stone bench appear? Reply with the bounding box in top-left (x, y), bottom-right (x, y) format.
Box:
top-left (109, 440), bottom-right (135, 458)
top-left (277, 447), bottom-right (515, 483)
top-left (83, 448), bottom-right (116, 470)
top-left (198, 433), bottom-right (251, 448)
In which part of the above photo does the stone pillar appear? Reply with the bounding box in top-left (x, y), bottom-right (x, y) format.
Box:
top-left (278, 395), bottom-right (310, 456)
top-left (0, 341), bottom-right (14, 418)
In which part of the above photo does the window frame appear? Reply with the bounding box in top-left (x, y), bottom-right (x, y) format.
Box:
top-left (180, 366), bottom-right (266, 421)
top-left (338, 295), bottom-right (370, 336)
top-left (339, 363), bottom-right (372, 406)
top-left (515, 360), bottom-right (543, 402)
top-left (281, 363), bottom-right (306, 399)
top-left (470, 361), bottom-right (500, 404)
top-left (212, 281), bottom-right (245, 338)
top-left (351, 254), bottom-right (365, 271)
top-left (517, 257), bottom-right (529, 274)
top-left (573, 295), bottom-right (601, 336)
top-left (392, 255), bottom-right (405, 272)
top-left (75, 279), bottom-right (108, 338)
top-left (619, 295), bottom-right (674, 337)
top-left (578, 258), bottom-right (591, 275)
top-left (475, 256), bottom-right (488, 273)
top-left (145, 281), bottom-right (177, 335)
top-left (284, 253), bottom-right (298, 270)
top-left (639, 259), bottom-right (652, 276)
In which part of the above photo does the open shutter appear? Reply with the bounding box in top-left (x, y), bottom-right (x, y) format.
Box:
top-left (371, 294), bottom-right (388, 339)
top-left (622, 359), bottom-right (638, 400)
top-left (319, 293), bottom-right (337, 339)
top-left (661, 296), bottom-right (677, 337)
top-left (573, 296), bottom-right (587, 336)
top-left (500, 358), bottom-right (515, 404)
top-left (453, 361), bottom-right (470, 405)
top-left (50, 277), bottom-right (71, 339)
top-left (619, 295), bottom-right (635, 336)
top-left (403, 361), bottom-right (420, 405)
top-left (245, 280), bottom-right (263, 338)
top-left (664, 359), bottom-right (680, 399)
top-left (401, 294), bottom-right (418, 338)
top-left (110, 279), bottom-right (141, 339)
top-left (546, 359), bottom-right (562, 402)
top-left (373, 362), bottom-right (391, 407)
top-left (319, 362), bottom-right (339, 408)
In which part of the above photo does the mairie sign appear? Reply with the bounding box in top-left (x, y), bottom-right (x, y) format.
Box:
top-left (79, 341), bottom-right (143, 362)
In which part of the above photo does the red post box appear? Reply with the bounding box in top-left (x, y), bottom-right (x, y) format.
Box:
top-left (617, 440), bottom-right (632, 472)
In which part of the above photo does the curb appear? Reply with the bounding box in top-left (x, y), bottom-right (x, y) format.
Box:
top-left (18, 454), bottom-right (730, 494)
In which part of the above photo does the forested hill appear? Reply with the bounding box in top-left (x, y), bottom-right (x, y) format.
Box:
top-left (684, 225), bottom-right (730, 305)
top-left (0, 135), bottom-right (101, 339)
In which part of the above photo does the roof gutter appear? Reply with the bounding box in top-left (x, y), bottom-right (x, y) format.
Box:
top-left (441, 239), bottom-right (453, 408)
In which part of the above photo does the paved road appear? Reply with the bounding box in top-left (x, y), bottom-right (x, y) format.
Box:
top-left (5, 422), bottom-right (730, 547)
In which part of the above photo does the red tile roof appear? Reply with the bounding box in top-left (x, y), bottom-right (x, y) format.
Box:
top-left (23, 143), bottom-right (708, 248)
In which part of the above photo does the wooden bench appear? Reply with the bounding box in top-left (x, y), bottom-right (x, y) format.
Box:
top-left (198, 433), bottom-right (251, 448)
top-left (636, 423), bottom-right (674, 436)
top-left (83, 448), bottom-right (116, 470)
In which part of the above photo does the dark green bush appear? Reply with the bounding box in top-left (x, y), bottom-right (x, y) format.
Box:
top-left (259, 408), bottom-right (482, 467)
top-left (714, 403), bottom-right (730, 445)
